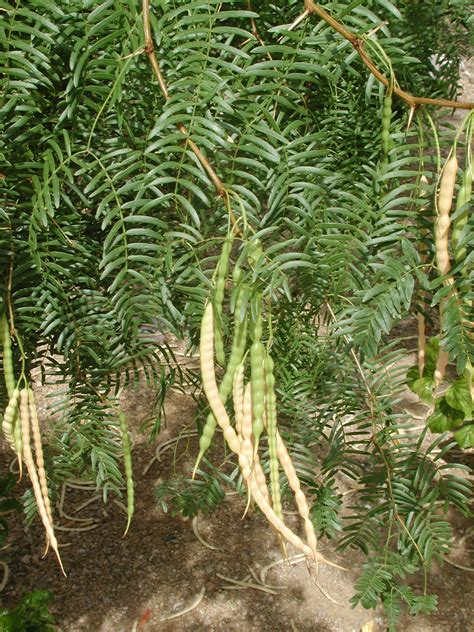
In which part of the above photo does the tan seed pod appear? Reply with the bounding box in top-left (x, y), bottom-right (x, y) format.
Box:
top-left (19, 388), bottom-right (65, 575)
top-left (28, 388), bottom-right (53, 527)
top-left (435, 154), bottom-right (458, 283)
top-left (275, 430), bottom-right (318, 562)
top-left (433, 153), bottom-right (458, 387)
top-left (2, 388), bottom-right (20, 451)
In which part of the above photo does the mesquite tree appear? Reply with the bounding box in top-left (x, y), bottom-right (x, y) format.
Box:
top-left (1, 0), bottom-right (473, 625)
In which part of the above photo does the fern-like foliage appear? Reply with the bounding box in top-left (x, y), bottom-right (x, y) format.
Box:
top-left (155, 467), bottom-right (226, 519)
top-left (1, 1), bottom-right (472, 626)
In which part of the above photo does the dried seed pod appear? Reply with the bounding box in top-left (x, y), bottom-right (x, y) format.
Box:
top-left (435, 153), bottom-right (458, 281)
top-left (2, 388), bottom-right (20, 451)
top-left (19, 388), bottom-right (65, 575)
top-left (275, 430), bottom-right (318, 562)
top-left (28, 388), bottom-right (53, 527)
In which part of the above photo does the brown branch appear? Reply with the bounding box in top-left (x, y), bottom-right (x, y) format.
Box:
top-left (142, 0), bottom-right (225, 195)
top-left (303, 1), bottom-right (474, 111)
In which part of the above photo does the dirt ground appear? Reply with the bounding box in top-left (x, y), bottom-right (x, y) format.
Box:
top-left (1, 58), bottom-right (473, 632)
top-left (1, 365), bottom-right (473, 632)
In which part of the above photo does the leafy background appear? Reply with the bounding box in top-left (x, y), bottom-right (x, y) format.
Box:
top-left (1, 0), bottom-right (472, 625)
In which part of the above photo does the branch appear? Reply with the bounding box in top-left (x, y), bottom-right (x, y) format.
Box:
top-left (303, 1), bottom-right (474, 111)
top-left (142, 0), bottom-right (225, 195)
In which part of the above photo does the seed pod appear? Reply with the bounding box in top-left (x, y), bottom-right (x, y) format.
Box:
top-left (452, 166), bottom-right (472, 263)
top-left (13, 410), bottom-right (23, 480)
top-left (199, 303), bottom-right (338, 566)
top-left (250, 298), bottom-right (265, 451)
top-left (251, 341), bottom-right (265, 444)
top-left (437, 153), bottom-right (458, 219)
top-left (247, 239), bottom-right (262, 268)
top-left (240, 382), bottom-right (255, 512)
top-left (433, 153), bottom-right (458, 386)
top-left (264, 353), bottom-right (283, 522)
top-left (2, 388), bottom-right (20, 451)
top-left (275, 430), bottom-right (318, 562)
top-left (1, 313), bottom-right (15, 398)
top-left (253, 451), bottom-right (270, 505)
top-left (233, 362), bottom-right (245, 436)
top-left (200, 303), bottom-right (245, 456)
top-left (214, 235), bottom-right (233, 366)
top-left (381, 93), bottom-right (392, 162)
top-left (19, 388), bottom-right (65, 575)
top-left (28, 389), bottom-right (53, 529)
top-left (193, 282), bottom-right (248, 477)
top-left (119, 411), bottom-right (134, 536)
top-left (240, 382), bottom-right (256, 518)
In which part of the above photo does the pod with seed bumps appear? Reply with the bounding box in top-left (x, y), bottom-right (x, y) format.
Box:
top-left (192, 271), bottom-right (248, 477)
top-left (2, 388), bottom-right (20, 450)
top-left (264, 352), bottom-right (283, 522)
top-left (19, 388), bottom-right (64, 574)
top-left (435, 153), bottom-right (458, 281)
top-left (199, 302), bottom-right (340, 567)
top-left (452, 164), bottom-right (472, 263)
top-left (434, 152), bottom-right (458, 387)
top-left (381, 92), bottom-right (392, 163)
top-left (1, 313), bottom-right (15, 398)
top-left (250, 298), bottom-right (265, 453)
top-left (214, 234), bottom-right (233, 366)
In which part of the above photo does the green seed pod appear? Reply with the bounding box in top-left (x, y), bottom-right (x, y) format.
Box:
top-left (213, 235), bottom-right (233, 366)
top-left (249, 294), bottom-right (265, 448)
top-left (232, 264), bottom-right (243, 285)
top-left (251, 340), bottom-right (265, 450)
top-left (452, 166), bottom-right (472, 263)
top-left (381, 93), bottom-right (392, 158)
top-left (264, 353), bottom-right (283, 522)
top-left (247, 239), bottom-right (262, 268)
top-left (1, 313), bottom-right (15, 398)
top-left (119, 411), bottom-right (134, 537)
top-left (214, 321), bottom-right (225, 367)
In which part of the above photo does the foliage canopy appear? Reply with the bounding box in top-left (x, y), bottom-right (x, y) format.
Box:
top-left (1, 0), bottom-right (473, 625)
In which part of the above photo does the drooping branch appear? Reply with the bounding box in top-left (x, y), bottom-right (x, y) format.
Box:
top-left (142, 0), bottom-right (225, 195)
top-left (303, 1), bottom-right (474, 111)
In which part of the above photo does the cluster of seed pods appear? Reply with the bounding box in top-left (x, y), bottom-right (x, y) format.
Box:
top-left (195, 237), bottom-right (339, 567)
top-left (0, 313), bottom-right (64, 574)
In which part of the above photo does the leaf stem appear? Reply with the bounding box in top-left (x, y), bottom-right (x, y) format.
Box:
top-left (302, 1), bottom-right (474, 111)
top-left (142, 0), bottom-right (225, 195)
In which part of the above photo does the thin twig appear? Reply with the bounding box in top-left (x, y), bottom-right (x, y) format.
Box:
top-left (443, 557), bottom-right (474, 572)
top-left (54, 523), bottom-right (100, 532)
top-left (260, 553), bottom-right (306, 585)
top-left (73, 494), bottom-right (101, 514)
top-left (142, 0), bottom-right (225, 193)
top-left (299, 2), bottom-right (474, 110)
top-left (192, 515), bottom-right (218, 551)
top-left (216, 573), bottom-right (279, 595)
top-left (160, 587), bottom-right (206, 621)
